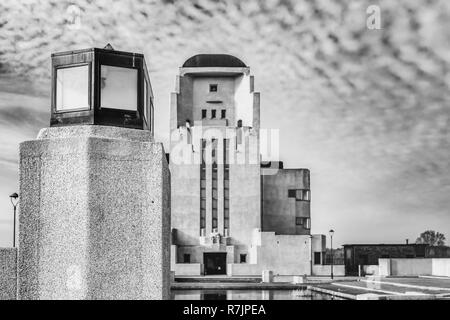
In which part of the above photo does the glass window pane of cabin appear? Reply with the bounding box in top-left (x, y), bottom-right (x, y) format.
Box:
top-left (56, 65), bottom-right (89, 111)
top-left (144, 77), bottom-right (148, 124)
top-left (101, 65), bottom-right (137, 111)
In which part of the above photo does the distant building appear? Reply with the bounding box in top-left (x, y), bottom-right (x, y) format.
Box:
top-left (169, 54), bottom-right (326, 276)
top-left (343, 243), bottom-right (450, 276)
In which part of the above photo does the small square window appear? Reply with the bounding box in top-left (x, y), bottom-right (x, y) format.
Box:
top-left (295, 217), bottom-right (304, 226)
top-left (288, 189), bottom-right (297, 198)
top-left (56, 65), bottom-right (90, 111)
top-left (184, 254), bottom-right (191, 263)
top-left (221, 109), bottom-right (226, 119)
top-left (210, 84), bottom-right (218, 92)
top-left (202, 109), bottom-right (207, 119)
top-left (211, 109), bottom-right (217, 119)
top-left (240, 254), bottom-right (247, 263)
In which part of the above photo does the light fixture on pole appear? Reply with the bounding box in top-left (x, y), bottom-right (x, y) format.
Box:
top-left (9, 192), bottom-right (19, 248)
top-left (329, 229), bottom-right (335, 280)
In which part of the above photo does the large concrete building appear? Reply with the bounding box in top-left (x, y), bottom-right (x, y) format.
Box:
top-left (169, 54), bottom-right (326, 276)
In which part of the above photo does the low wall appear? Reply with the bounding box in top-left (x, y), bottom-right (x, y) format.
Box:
top-left (0, 248), bottom-right (17, 300)
top-left (312, 265), bottom-right (345, 276)
top-left (391, 259), bottom-right (433, 276)
top-left (227, 263), bottom-right (262, 276)
top-left (432, 259), bottom-right (450, 277)
top-left (379, 258), bottom-right (450, 277)
top-left (173, 263), bottom-right (202, 276)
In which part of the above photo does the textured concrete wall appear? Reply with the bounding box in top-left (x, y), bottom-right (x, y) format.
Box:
top-left (390, 259), bottom-right (433, 276)
top-left (227, 263), bottom-right (261, 276)
top-left (173, 263), bottom-right (202, 276)
top-left (0, 248), bottom-right (17, 300)
top-left (229, 129), bottom-right (261, 246)
top-left (312, 265), bottom-right (345, 276)
top-left (262, 169), bottom-right (310, 235)
top-left (257, 233), bottom-right (312, 275)
top-left (18, 126), bottom-right (170, 300)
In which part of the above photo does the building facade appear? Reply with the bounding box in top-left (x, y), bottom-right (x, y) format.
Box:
top-left (169, 54), bottom-right (325, 276)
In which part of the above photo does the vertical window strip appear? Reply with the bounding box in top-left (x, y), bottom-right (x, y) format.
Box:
top-left (212, 139), bottom-right (218, 231)
top-left (200, 139), bottom-right (206, 233)
top-left (224, 139), bottom-right (230, 234)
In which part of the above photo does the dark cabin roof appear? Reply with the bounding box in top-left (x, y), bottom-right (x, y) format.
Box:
top-left (182, 54), bottom-right (247, 68)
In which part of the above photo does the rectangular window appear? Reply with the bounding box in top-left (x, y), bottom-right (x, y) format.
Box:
top-left (314, 252), bottom-right (322, 265)
top-left (305, 218), bottom-right (311, 229)
top-left (303, 190), bottom-right (311, 201)
top-left (211, 109), bottom-right (216, 119)
top-left (224, 139), bottom-right (230, 164)
top-left (296, 217), bottom-right (310, 229)
top-left (56, 65), bottom-right (90, 111)
top-left (209, 84), bottom-right (218, 92)
top-left (200, 168), bottom-right (206, 180)
top-left (224, 215), bottom-right (229, 229)
top-left (184, 254), bottom-right (191, 263)
top-left (201, 109), bottom-right (207, 119)
top-left (200, 216), bottom-right (206, 229)
top-left (100, 65), bottom-right (137, 111)
top-left (289, 189), bottom-right (311, 201)
top-left (288, 189), bottom-right (297, 198)
top-left (240, 254), bottom-right (247, 263)
top-left (221, 109), bottom-right (226, 119)
top-left (212, 218), bottom-right (218, 229)
top-left (144, 77), bottom-right (148, 126)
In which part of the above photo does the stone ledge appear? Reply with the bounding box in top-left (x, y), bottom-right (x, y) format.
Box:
top-left (37, 125), bottom-right (153, 143)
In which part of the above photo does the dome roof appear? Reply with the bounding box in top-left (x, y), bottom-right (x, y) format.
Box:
top-left (182, 54), bottom-right (247, 68)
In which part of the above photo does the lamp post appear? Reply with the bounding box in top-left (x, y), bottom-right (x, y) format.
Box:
top-left (329, 229), bottom-right (334, 280)
top-left (9, 192), bottom-right (19, 247)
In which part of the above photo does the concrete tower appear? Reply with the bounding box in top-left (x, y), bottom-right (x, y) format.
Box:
top-left (170, 55), bottom-right (260, 275)
top-left (170, 54), bottom-right (326, 277)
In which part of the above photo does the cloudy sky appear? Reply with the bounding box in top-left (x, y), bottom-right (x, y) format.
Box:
top-left (0, 0), bottom-right (449, 247)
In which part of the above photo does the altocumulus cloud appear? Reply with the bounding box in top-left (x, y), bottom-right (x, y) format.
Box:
top-left (0, 0), bottom-right (449, 246)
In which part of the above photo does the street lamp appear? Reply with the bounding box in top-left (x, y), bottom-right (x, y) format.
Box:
top-left (329, 229), bottom-right (335, 280)
top-left (9, 192), bottom-right (19, 247)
